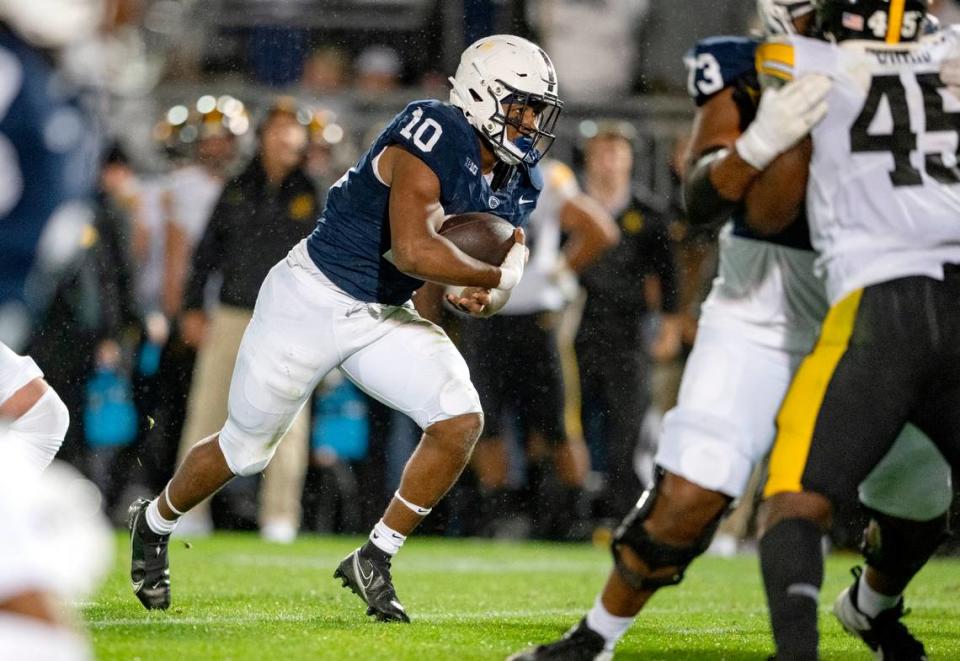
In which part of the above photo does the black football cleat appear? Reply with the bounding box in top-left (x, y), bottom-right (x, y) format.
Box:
top-left (128, 498), bottom-right (171, 610)
top-left (334, 544), bottom-right (410, 623)
top-left (833, 567), bottom-right (927, 660)
top-left (507, 619), bottom-right (611, 661)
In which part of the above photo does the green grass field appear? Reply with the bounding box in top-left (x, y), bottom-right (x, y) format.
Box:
top-left (85, 533), bottom-right (960, 660)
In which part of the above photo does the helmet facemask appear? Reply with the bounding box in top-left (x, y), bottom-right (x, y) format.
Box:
top-left (483, 85), bottom-right (562, 166)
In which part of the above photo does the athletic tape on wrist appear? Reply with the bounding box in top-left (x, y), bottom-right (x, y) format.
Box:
top-left (394, 490), bottom-right (432, 516)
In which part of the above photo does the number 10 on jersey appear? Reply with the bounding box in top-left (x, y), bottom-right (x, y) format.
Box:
top-left (400, 107), bottom-right (443, 152)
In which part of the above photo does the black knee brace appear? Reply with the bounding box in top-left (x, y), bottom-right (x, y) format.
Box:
top-left (610, 475), bottom-right (726, 591)
top-left (861, 508), bottom-right (951, 584)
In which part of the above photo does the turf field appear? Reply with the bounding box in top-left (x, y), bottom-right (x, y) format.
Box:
top-left (86, 533), bottom-right (960, 660)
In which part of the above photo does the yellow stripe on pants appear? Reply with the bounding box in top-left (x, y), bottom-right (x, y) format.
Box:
top-left (764, 289), bottom-right (864, 498)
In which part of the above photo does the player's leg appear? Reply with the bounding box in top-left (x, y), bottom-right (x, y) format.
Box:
top-left (130, 254), bottom-right (342, 610)
top-left (830, 310), bottom-right (960, 656)
top-left (258, 405), bottom-right (310, 543)
top-left (334, 306), bottom-right (482, 622)
top-left (760, 285), bottom-right (922, 660)
top-left (170, 307), bottom-right (249, 535)
top-left (509, 324), bottom-right (797, 659)
top-left (516, 313), bottom-right (587, 538)
top-left (831, 424), bottom-right (950, 659)
top-left (0, 343), bottom-right (69, 472)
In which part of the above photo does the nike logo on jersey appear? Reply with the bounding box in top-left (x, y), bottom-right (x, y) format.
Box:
top-left (519, 196), bottom-right (535, 205)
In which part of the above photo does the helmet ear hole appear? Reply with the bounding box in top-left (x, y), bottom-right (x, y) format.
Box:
top-left (470, 89), bottom-right (484, 103)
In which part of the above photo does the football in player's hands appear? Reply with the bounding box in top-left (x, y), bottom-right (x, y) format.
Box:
top-left (438, 212), bottom-right (516, 264)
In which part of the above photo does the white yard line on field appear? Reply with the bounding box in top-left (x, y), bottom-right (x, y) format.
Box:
top-left (219, 554), bottom-right (607, 573)
top-left (87, 608), bottom-right (587, 628)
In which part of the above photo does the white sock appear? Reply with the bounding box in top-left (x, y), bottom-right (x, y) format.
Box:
top-left (857, 575), bottom-right (901, 618)
top-left (369, 519), bottom-right (406, 556)
top-left (145, 498), bottom-right (178, 536)
top-left (585, 596), bottom-right (635, 651)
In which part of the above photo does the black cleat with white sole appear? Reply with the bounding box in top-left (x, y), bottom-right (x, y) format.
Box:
top-left (833, 566), bottom-right (927, 660)
top-left (334, 543), bottom-right (410, 623)
top-left (507, 618), bottom-right (611, 660)
top-left (128, 497), bottom-right (171, 610)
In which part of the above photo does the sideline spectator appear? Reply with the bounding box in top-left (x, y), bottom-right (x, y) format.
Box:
top-left (576, 121), bottom-right (681, 520)
top-left (459, 158), bottom-right (619, 538)
top-left (530, 0), bottom-right (650, 101)
top-left (176, 99), bottom-right (319, 543)
top-left (28, 147), bottom-right (141, 475)
top-left (302, 47), bottom-right (351, 96)
top-left (354, 45), bottom-right (402, 93)
top-left (143, 98), bottom-right (242, 488)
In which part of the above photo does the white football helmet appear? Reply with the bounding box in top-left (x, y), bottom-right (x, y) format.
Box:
top-left (0, 0), bottom-right (105, 49)
top-left (756, 0), bottom-right (815, 36)
top-left (449, 34), bottom-right (563, 166)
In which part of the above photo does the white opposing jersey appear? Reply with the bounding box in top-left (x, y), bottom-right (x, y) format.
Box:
top-left (699, 226), bottom-right (828, 354)
top-left (758, 30), bottom-right (960, 303)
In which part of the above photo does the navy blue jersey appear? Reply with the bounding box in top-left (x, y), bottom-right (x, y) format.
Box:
top-left (0, 30), bottom-right (99, 313)
top-left (307, 99), bottom-right (542, 305)
top-left (684, 36), bottom-right (811, 252)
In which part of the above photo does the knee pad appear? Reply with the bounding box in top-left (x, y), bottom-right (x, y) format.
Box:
top-left (217, 427), bottom-right (280, 477)
top-left (611, 472), bottom-right (726, 591)
top-left (7, 388), bottom-right (69, 471)
top-left (426, 378), bottom-right (482, 430)
top-left (861, 508), bottom-right (951, 584)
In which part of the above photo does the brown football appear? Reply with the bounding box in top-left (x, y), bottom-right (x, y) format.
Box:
top-left (438, 212), bottom-right (515, 265)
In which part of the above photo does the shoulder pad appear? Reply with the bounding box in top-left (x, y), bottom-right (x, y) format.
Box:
top-left (387, 99), bottom-right (478, 187)
top-left (390, 99), bottom-right (474, 145)
top-left (756, 36), bottom-right (796, 88)
top-left (523, 161), bottom-right (544, 191)
top-left (684, 35), bottom-right (760, 106)
top-left (386, 99), bottom-right (482, 203)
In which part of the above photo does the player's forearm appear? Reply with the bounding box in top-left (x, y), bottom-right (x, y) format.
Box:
top-left (743, 138), bottom-right (811, 235)
top-left (392, 236), bottom-right (502, 288)
top-left (710, 149), bottom-right (761, 201)
top-left (683, 148), bottom-right (759, 226)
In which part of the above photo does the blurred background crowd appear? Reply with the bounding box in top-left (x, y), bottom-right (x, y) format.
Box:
top-left (9, 0), bottom-right (960, 549)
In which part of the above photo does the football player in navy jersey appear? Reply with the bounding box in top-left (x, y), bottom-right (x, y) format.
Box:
top-left (508, 2), bottom-right (950, 659)
top-left (0, 0), bottom-right (108, 474)
top-left (128, 34), bottom-right (563, 622)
